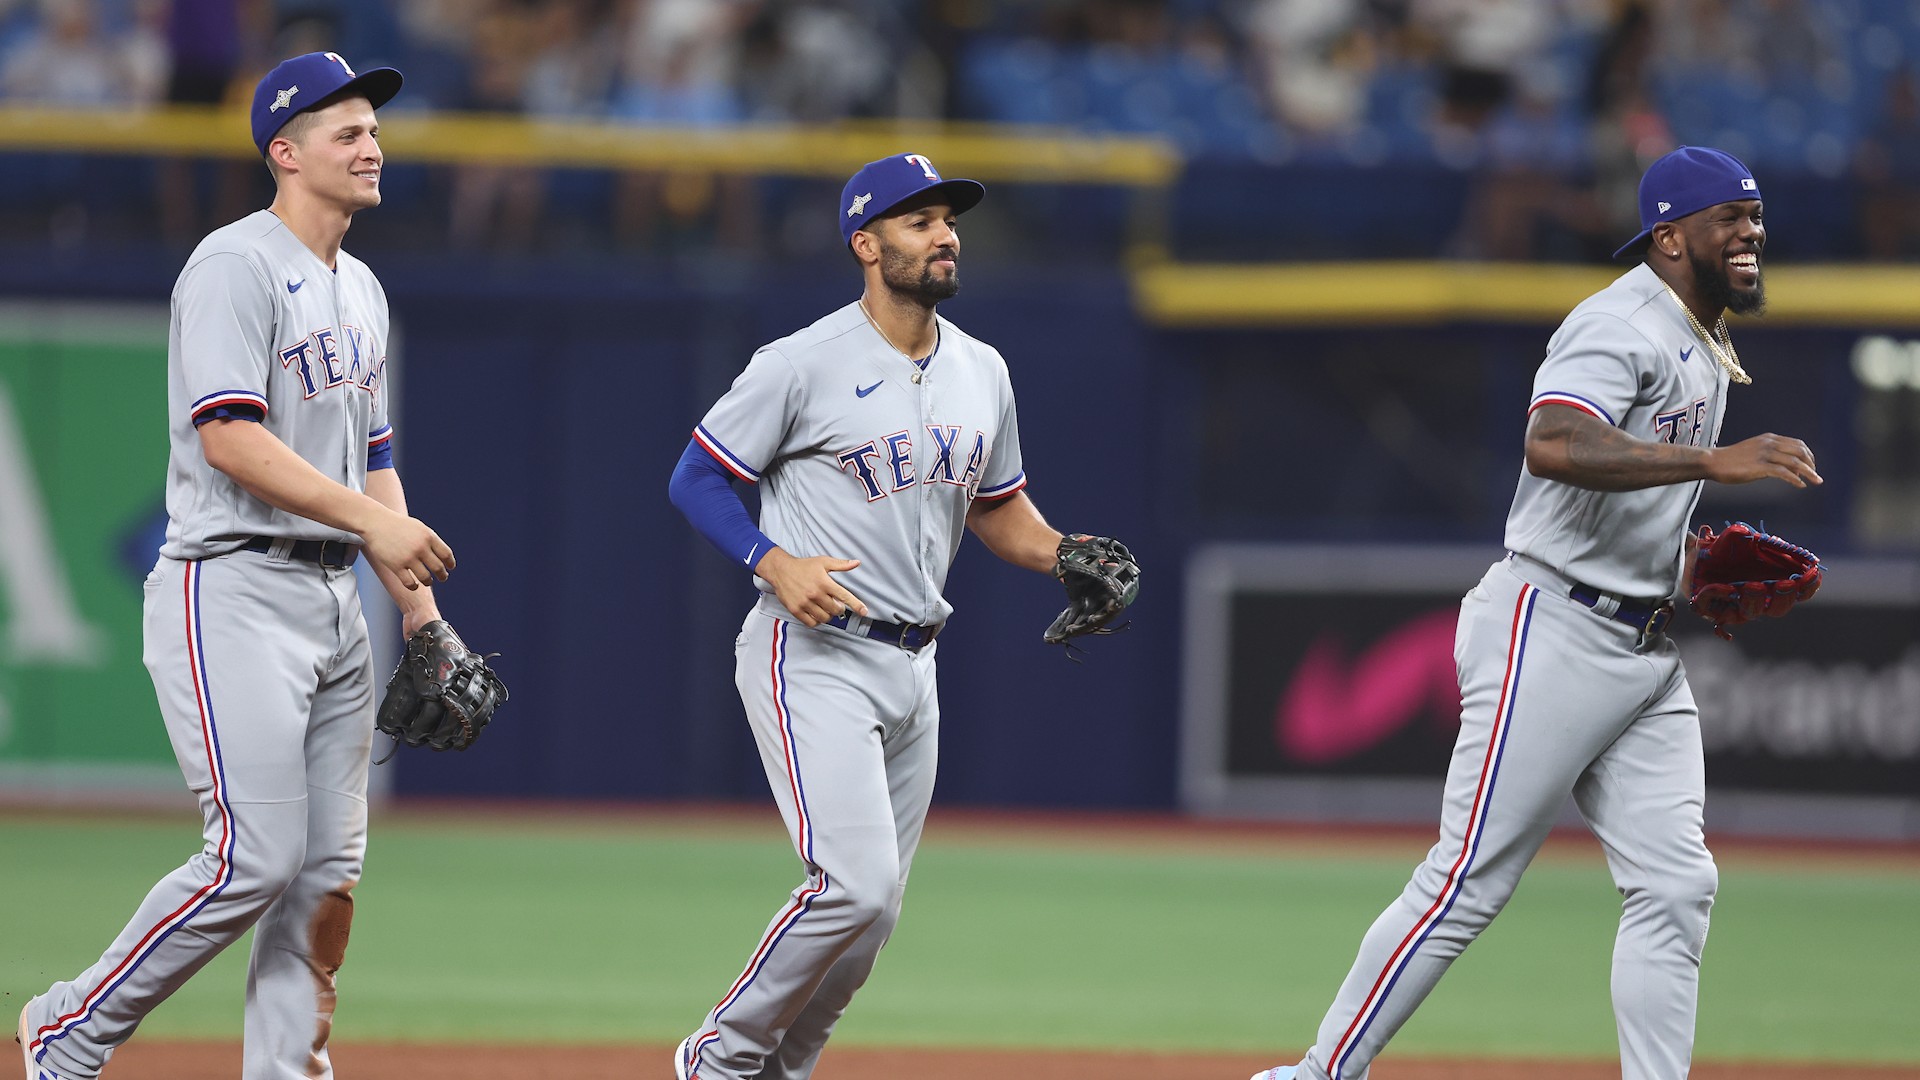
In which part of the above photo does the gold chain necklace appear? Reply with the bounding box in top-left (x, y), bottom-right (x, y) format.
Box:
top-left (858, 298), bottom-right (916, 360)
top-left (1659, 280), bottom-right (1751, 385)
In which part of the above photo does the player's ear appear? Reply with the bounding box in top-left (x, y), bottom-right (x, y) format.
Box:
top-left (849, 227), bottom-right (881, 267)
top-left (1651, 221), bottom-right (1683, 261)
top-left (266, 136), bottom-right (300, 176)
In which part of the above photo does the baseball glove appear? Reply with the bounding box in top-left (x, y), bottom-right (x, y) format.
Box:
top-left (1687, 521), bottom-right (1823, 640)
top-left (1044, 534), bottom-right (1141, 650)
top-left (375, 620), bottom-right (508, 758)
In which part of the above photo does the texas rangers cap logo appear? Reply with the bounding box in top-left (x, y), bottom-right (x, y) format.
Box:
top-left (847, 192), bottom-right (872, 217)
top-left (269, 86), bottom-right (299, 112)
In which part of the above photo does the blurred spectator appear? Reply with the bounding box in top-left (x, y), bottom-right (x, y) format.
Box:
top-left (154, 0), bottom-right (265, 244)
top-left (2, 0), bottom-right (154, 105)
top-left (1586, 0), bottom-right (1673, 257)
top-left (1855, 68), bottom-right (1920, 260)
top-left (610, 0), bottom-right (755, 250)
top-left (524, 0), bottom-right (619, 118)
top-left (1243, 0), bottom-right (1378, 137)
top-left (738, 0), bottom-right (898, 122)
top-left (448, 0), bottom-right (544, 251)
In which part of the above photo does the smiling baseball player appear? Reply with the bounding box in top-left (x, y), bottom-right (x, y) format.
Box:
top-left (1247, 147), bottom-right (1822, 1080)
top-left (665, 152), bottom-right (1137, 1079)
top-left (18, 52), bottom-right (457, 1080)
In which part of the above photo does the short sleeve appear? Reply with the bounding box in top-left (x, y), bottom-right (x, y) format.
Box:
top-left (975, 366), bottom-right (1026, 500)
top-left (177, 252), bottom-right (275, 425)
top-left (1527, 312), bottom-right (1652, 428)
top-left (692, 347), bottom-right (802, 483)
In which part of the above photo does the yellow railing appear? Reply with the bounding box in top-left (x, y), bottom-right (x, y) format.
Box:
top-left (1131, 261), bottom-right (1920, 328)
top-left (0, 105), bottom-right (1181, 186)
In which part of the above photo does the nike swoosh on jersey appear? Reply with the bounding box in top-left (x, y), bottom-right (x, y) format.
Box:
top-left (1274, 609), bottom-right (1460, 764)
top-left (1679, 346), bottom-right (1693, 362)
top-left (287, 279), bottom-right (304, 294)
top-left (856, 381), bottom-right (883, 397)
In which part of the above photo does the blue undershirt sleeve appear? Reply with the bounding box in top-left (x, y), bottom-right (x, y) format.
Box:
top-left (669, 437), bottom-right (777, 571)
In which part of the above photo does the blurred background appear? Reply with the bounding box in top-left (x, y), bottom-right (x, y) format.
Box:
top-left (0, 0), bottom-right (1917, 839)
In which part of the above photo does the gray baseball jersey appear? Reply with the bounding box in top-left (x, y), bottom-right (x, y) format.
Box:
top-left (1271, 261), bottom-right (1727, 1080)
top-left (25, 208), bottom-right (388, 1080)
top-left (692, 301), bottom-right (1025, 626)
top-left (1505, 262), bottom-right (1728, 599)
top-left (678, 301), bottom-right (1026, 1080)
top-left (161, 208), bottom-right (392, 559)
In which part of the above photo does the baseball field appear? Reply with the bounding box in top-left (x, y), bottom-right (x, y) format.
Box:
top-left (4, 805), bottom-right (1916, 1080)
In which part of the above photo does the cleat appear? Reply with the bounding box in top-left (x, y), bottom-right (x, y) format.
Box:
top-left (1249, 1069), bottom-right (1297, 1080)
top-left (673, 1034), bottom-right (695, 1080)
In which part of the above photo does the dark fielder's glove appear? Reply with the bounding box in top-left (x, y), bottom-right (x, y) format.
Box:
top-left (1044, 534), bottom-right (1141, 648)
top-left (376, 620), bottom-right (508, 756)
top-left (1687, 521), bottom-right (1822, 640)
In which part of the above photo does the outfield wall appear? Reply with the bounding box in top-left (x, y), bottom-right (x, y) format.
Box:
top-left (0, 261), bottom-right (1913, 833)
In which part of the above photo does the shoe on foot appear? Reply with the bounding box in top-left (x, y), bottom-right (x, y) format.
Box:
top-left (673, 1034), bottom-right (696, 1080)
top-left (1249, 1068), bottom-right (1297, 1080)
top-left (17, 1000), bottom-right (58, 1080)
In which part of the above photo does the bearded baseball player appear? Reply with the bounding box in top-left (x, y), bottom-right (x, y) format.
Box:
top-left (18, 53), bottom-right (458, 1080)
top-left (1248, 146), bottom-right (1822, 1080)
top-left (665, 153), bottom-right (1138, 1079)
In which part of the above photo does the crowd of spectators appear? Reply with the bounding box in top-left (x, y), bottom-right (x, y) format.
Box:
top-left (0, 0), bottom-right (1916, 260)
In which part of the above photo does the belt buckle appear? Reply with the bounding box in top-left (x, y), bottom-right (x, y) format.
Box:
top-left (1641, 602), bottom-right (1675, 643)
top-left (891, 623), bottom-right (916, 650)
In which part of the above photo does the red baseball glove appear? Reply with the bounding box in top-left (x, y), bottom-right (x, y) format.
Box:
top-left (1687, 522), bottom-right (1823, 640)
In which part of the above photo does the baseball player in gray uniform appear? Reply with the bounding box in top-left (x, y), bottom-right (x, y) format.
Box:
top-left (1248, 146), bottom-right (1822, 1080)
top-left (18, 53), bottom-right (455, 1080)
top-left (666, 153), bottom-right (1084, 1080)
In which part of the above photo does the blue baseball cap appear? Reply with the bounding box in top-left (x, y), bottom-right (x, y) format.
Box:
top-left (1614, 145), bottom-right (1761, 259)
top-left (251, 52), bottom-right (403, 158)
top-left (839, 153), bottom-right (985, 245)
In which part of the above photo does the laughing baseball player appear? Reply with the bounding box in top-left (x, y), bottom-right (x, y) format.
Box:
top-left (18, 53), bottom-right (462, 1080)
top-left (665, 153), bottom-right (1139, 1079)
top-left (1248, 147), bottom-right (1822, 1080)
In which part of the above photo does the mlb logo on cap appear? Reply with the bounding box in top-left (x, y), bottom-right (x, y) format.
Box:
top-left (1614, 145), bottom-right (1761, 259)
top-left (839, 153), bottom-right (986, 245)
top-left (251, 51), bottom-right (403, 158)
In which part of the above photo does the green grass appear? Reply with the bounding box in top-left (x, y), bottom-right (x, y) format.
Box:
top-left (1, 812), bottom-right (1914, 1062)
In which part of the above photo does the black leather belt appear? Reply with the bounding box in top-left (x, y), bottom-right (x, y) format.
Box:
top-left (825, 611), bottom-right (941, 652)
top-left (241, 535), bottom-right (360, 569)
top-left (1568, 583), bottom-right (1674, 636)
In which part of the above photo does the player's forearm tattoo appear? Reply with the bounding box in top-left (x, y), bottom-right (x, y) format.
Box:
top-left (1533, 409), bottom-right (1708, 491)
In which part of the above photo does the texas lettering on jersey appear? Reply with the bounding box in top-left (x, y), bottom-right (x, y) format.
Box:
top-left (277, 324), bottom-right (385, 400)
top-left (1653, 396), bottom-right (1709, 446)
top-left (836, 424), bottom-right (990, 502)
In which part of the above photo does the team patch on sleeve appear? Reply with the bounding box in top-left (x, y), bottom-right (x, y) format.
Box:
top-left (1527, 391), bottom-right (1616, 426)
top-left (189, 389), bottom-right (269, 424)
top-left (693, 424), bottom-right (761, 483)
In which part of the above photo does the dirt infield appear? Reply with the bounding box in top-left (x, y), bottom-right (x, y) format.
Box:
top-left (90, 1041), bottom-right (1920, 1079)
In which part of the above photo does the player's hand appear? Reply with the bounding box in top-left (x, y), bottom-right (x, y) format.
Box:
top-left (1704, 433), bottom-right (1822, 488)
top-left (360, 509), bottom-right (455, 590)
top-left (755, 548), bottom-right (868, 627)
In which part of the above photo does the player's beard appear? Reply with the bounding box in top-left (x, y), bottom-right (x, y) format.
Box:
top-left (1690, 248), bottom-right (1766, 316)
top-left (878, 241), bottom-right (960, 307)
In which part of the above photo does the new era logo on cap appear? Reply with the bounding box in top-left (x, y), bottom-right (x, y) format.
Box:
top-left (1613, 145), bottom-right (1762, 260)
